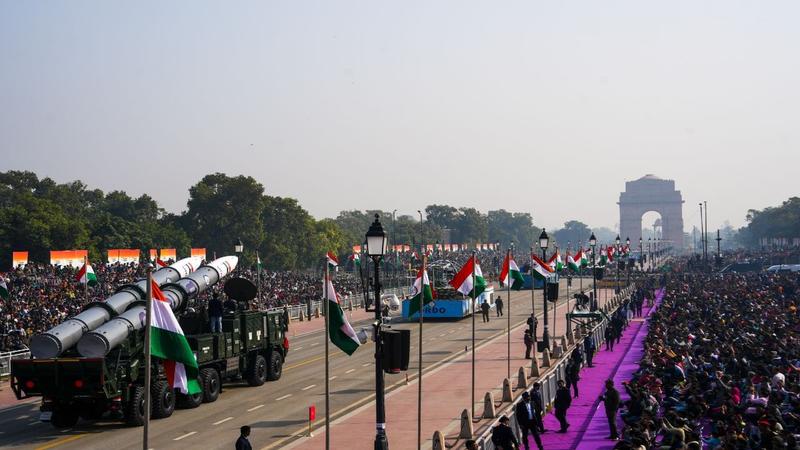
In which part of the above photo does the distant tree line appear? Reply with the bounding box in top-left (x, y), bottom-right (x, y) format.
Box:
top-left (738, 197), bottom-right (800, 248)
top-left (0, 170), bottom-right (625, 270)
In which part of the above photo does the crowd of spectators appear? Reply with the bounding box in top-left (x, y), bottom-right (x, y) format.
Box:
top-left (1, 263), bottom-right (365, 352)
top-left (614, 262), bottom-right (800, 449)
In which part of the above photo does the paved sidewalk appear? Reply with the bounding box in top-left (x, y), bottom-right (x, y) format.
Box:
top-left (287, 288), bottom-right (616, 450)
top-left (530, 288), bottom-right (665, 450)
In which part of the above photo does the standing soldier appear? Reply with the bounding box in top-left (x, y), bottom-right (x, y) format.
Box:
top-left (584, 335), bottom-right (596, 368)
top-left (600, 379), bottom-right (621, 440)
top-left (495, 295), bottom-right (504, 317)
top-left (554, 380), bottom-right (572, 433)
top-left (481, 299), bottom-right (491, 323)
top-left (524, 329), bottom-right (533, 359)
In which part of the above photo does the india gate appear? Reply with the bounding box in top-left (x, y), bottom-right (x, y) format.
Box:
top-left (619, 174), bottom-right (684, 249)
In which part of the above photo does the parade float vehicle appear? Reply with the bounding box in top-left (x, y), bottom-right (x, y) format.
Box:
top-left (10, 256), bottom-right (289, 428)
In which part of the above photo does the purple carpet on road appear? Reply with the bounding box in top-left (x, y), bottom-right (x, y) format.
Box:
top-left (527, 289), bottom-right (665, 450)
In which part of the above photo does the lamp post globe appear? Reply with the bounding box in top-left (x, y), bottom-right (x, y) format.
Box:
top-left (365, 214), bottom-right (389, 450)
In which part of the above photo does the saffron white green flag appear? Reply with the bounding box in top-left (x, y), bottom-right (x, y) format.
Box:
top-left (150, 280), bottom-right (202, 395)
top-left (408, 267), bottom-right (435, 317)
top-left (500, 254), bottom-right (525, 290)
top-left (567, 251), bottom-right (581, 272)
top-left (549, 251), bottom-right (564, 272)
top-left (75, 263), bottom-right (98, 287)
top-left (326, 251), bottom-right (339, 268)
top-left (449, 256), bottom-right (487, 297)
top-left (325, 277), bottom-right (360, 355)
top-left (531, 254), bottom-right (555, 280)
top-left (579, 250), bottom-right (589, 267)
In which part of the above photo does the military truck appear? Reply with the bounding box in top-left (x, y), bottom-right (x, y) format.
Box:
top-left (11, 271), bottom-right (290, 427)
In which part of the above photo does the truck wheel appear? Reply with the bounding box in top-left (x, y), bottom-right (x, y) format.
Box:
top-left (177, 391), bottom-right (203, 409)
top-left (267, 352), bottom-right (283, 381)
top-left (247, 355), bottom-right (267, 387)
top-left (151, 381), bottom-right (176, 419)
top-left (125, 385), bottom-right (146, 427)
top-left (51, 407), bottom-right (79, 428)
top-left (201, 368), bottom-right (220, 403)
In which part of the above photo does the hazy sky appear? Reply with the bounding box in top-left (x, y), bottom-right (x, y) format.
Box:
top-left (2, 1), bottom-right (798, 233)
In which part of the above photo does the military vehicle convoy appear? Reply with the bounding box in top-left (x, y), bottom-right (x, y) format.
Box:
top-left (10, 256), bottom-right (290, 428)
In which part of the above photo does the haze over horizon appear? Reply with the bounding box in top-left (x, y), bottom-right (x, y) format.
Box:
top-left (3, 1), bottom-right (798, 232)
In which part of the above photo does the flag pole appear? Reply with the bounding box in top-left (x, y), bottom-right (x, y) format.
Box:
top-left (324, 258), bottom-right (330, 450)
top-left (417, 253), bottom-right (425, 450)
top-left (529, 247), bottom-right (535, 340)
top-left (471, 250), bottom-right (476, 419)
top-left (142, 268), bottom-right (153, 450)
top-left (506, 248), bottom-right (511, 381)
top-left (83, 256), bottom-right (89, 304)
top-left (553, 246), bottom-right (558, 341)
top-left (256, 251), bottom-right (262, 309)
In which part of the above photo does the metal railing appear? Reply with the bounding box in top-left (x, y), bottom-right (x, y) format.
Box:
top-left (1, 349), bottom-right (30, 377)
top-left (470, 286), bottom-right (632, 450)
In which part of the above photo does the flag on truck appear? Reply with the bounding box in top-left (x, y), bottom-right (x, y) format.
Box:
top-left (324, 277), bottom-right (361, 355)
top-left (530, 254), bottom-right (555, 280)
top-left (149, 280), bottom-right (202, 395)
top-left (449, 255), bottom-right (486, 297)
top-left (500, 254), bottom-right (525, 290)
top-left (408, 267), bottom-right (435, 317)
top-left (75, 262), bottom-right (98, 286)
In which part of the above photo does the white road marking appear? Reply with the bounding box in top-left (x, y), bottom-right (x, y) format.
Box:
top-left (294, 346), bottom-right (304, 351)
top-left (16, 415), bottom-right (29, 420)
top-left (276, 394), bottom-right (292, 401)
top-left (247, 404), bottom-right (265, 412)
top-left (213, 417), bottom-right (234, 425)
top-left (329, 376), bottom-right (337, 381)
top-left (301, 384), bottom-right (316, 391)
top-left (310, 342), bottom-right (319, 346)
top-left (174, 432), bottom-right (197, 441)
top-left (345, 369), bottom-right (356, 374)
top-left (27, 421), bottom-right (38, 426)
top-left (449, 330), bottom-right (456, 334)
top-left (362, 362), bottom-right (371, 367)
top-left (439, 333), bottom-right (446, 337)
top-left (60, 428), bottom-right (72, 433)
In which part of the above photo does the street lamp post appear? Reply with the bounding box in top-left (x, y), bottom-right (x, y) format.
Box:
top-left (647, 238), bottom-right (652, 271)
top-left (539, 229), bottom-right (550, 351)
top-left (366, 215), bottom-right (389, 450)
top-left (589, 233), bottom-right (597, 311)
top-left (626, 237), bottom-right (631, 286)
top-left (639, 237), bottom-right (643, 272)
top-left (615, 235), bottom-right (621, 294)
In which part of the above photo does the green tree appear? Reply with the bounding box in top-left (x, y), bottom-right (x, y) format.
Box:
top-left (552, 220), bottom-right (592, 249)
top-left (184, 173), bottom-right (266, 260)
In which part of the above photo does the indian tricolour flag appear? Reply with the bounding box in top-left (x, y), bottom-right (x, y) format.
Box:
top-left (0, 277), bottom-right (8, 299)
top-left (549, 250), bottom-right (564, 272)
top-left (579, 250), bottom-right (589, 267)
top-left (75, 262), bottom-right (98, 286)
top-left (408, 267), bottom-right (435, 317)
top-left (349, 253), bottom-right (361, 270)
top-left (449, 256), bottom-right (486, 298)
top-left (325, 277), bottom-right (361, 355)
top-left (326, 251), bottom-right (339, 268)
top-left (500, 254), bottom-right (525, 290)
top-left (531, 254), bottom-right (555, 280)
top-left (567, 251), bottom-right (581, 272)
top-left (150, 280), bottom-right (201, 394)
